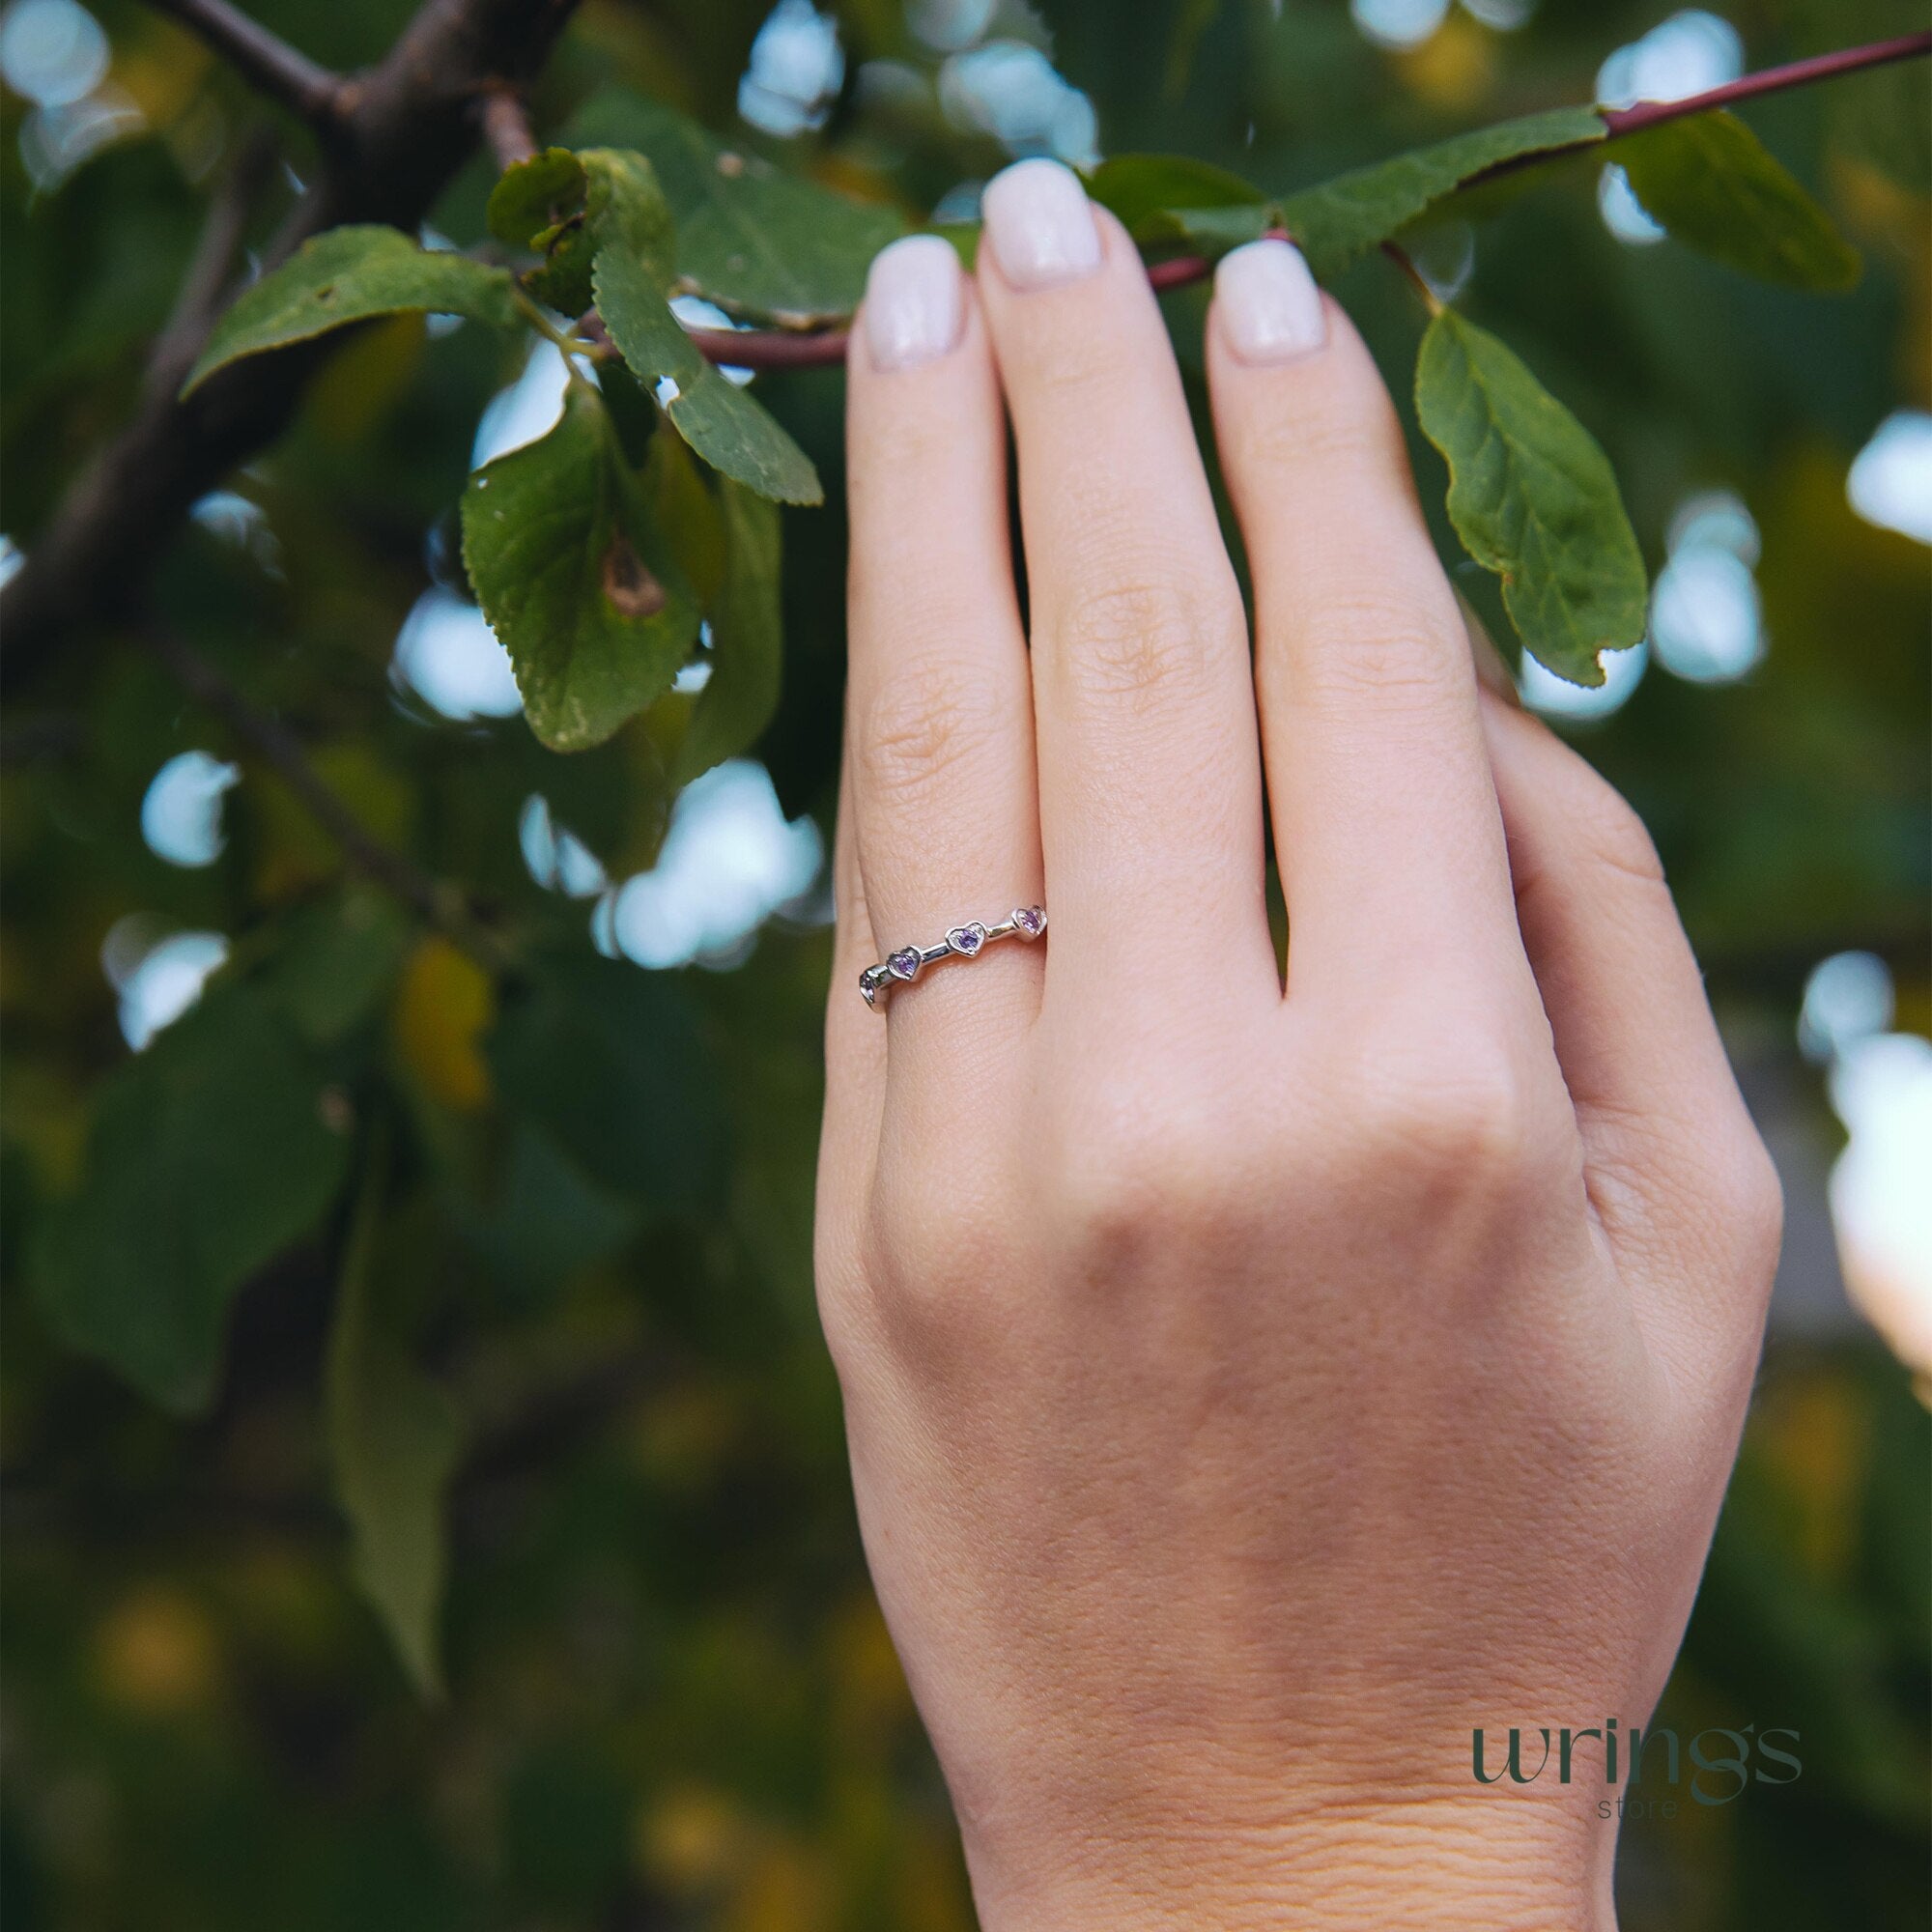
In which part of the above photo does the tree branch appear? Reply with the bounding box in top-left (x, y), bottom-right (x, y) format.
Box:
top-left (146, 126), bottom-right (279, 401)
top-left (1598, 30), bottom-right (1932, 137)
top-left (146, 628), bottom-right (514, 972)
top-left (145, 0), bottom-right (345, 127)
top-left (0, 0), bottom-right (582, 689)
top-left (3, 22), bottom-right (1922, 684)
top-left (674, 29), bottom-right (1932, 373)
top-left (480, 83), bottom-right (538, 170)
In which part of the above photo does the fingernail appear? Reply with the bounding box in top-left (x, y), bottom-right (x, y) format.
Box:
top-left (1214, 239), bottom-right (1326, 364)
top-left (864, 234), bottom-right (965, 372)
top-left (980, 158), bottom-right (1102, 292)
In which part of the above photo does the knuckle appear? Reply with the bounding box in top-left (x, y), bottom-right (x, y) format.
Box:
top-left (863, 1166), bottom-right (1023, 1367)
top-left (1251, 396), bottom-right (1406, 474)
top-left (855, 657), bottom-right (1011, 808)
top-left (1296, 589), bottom-right (1466, 712)
top-left (1580, 792), bottom-right (1669, 895)
top-left (1037, 1076), bottom-right (1245, 1262)
top-left (1718, 1131), bottom-right (1785, 1291)
top-left (1048, 571), bottom-right (1233, 715)
top-left (1346, 1021), bottom-right (1546, 1185)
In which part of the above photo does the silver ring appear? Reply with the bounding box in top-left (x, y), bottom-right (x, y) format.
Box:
top-left (860, 904), bottom-right (1046, 1009)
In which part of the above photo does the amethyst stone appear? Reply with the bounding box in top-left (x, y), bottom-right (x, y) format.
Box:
top-left (888, 948), bottom-right (923, 981)
top-left (1012, 905), bottom-right (1045, 937)
top-left (947, 923), bottom-right (986, 955)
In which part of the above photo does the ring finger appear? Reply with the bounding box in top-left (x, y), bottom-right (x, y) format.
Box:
top-left (844, 234), bottom-right (1043, 1104)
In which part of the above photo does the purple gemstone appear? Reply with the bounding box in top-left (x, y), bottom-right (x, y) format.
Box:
top-left (888, 948), bottom-right (922, 980)
top-left (948, 923), bottom-right (984, 955)
top-left (1013, 905), bottom-right (1044, 936)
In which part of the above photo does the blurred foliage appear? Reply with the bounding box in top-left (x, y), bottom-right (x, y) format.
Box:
top-left (1, 0), bottom-right (1927, 1926)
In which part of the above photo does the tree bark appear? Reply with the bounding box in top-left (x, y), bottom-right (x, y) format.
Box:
top-left (0, 0), bottom-right (580, 688)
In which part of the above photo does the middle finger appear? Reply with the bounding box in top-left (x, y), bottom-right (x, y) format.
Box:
top-left (976, 160), bottom-right (1277, 1011)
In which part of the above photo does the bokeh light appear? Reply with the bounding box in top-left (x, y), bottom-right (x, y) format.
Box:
top-left (0, 0), bottom-right (106, 107)
top-left (1800, 950), bottom-right (1894, 1064)
top-left (1460, 0), bottom-right (1535, 27)
top-left (391, 587), bottom-right (524, 723)
top-left (1520, 638), bottom-right (1648, 722)
top-left (738, 0), bottom-right (844, 138)
top-left (908, 0), bottom-right (995, 54)
top-left (1847, 410), bottom-right (1932, 545)
top-left (603, 760), bottom-right (822, 970)
top-left (1350, 0), bottom-right (1449, 52)
top-left (939, 42), bottom-right (1097, 163)
top-left (1649, 489), bottom-right (1765, 683)
top-left (1827, 1027), bottom-right (1932, 1384)
top-left (140, 751), bottom-right (240, 868)
top-left (100, 918), bottom-right (230, 1050)
top-left (1597, 10), bottom-right (1742, 110)
top-left (1598, 163), bottom-right (1667, 245)
top-left (520, 795), bottom-right (610, 898)
top-left (190, 489), bottom-right (282, 575)
top-left (471, 340), bottom-right (569, 468)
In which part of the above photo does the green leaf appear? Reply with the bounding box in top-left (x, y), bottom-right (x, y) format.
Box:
top-left (461, 383), bottom-right (699, 753)
top-left (259, 888), bottom-right (412, 1045)
top-left (931, 221), bottom-right (980, 271)
top-left (564, 93), bottom-right (903, 324)
top-left (183, 226), bottom-right (523, 396)
top-left (487, 147), bottom-right (587, 248)
top-left (1610, 111), bottom-right (1861, 291)
top-left (30, 986), bottom-right (351, 1412)
top-left (487, 148), bottom-right (597, 313)
top-left (488, 954), bottom-right (727, 1210)
top-left (1085, 154), bottom-right (1265, 242)
top-left (671, 479), bottom-right (782, 784)
top-left (581, 150), bottom-right (822, 505)
top-left (326, 1132), bottom-right (462, 1699)
top-left (1414, 309), bottom-right (1647, 686)
top-left (453, 1124), bottom-right (639, 1303)
top-left (1280, 104), bottom-right (1606, 278)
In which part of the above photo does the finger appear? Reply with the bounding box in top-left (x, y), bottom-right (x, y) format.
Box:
top-left (1479, 690), bottom-right (1783, 1337)
top-left (845, 234), bottom-right (1043, 1076)
top-left (975, 160), bottom-right (1276, 1009)
top-left (1206, 240), bottom-right (1529, 1009)
top-left (815, 747), bottom-right (891, 1381)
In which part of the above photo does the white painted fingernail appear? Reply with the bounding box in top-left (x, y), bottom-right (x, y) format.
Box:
top-left (980, 158), bottom-right (1102, 292)
top-left (864, 234), bottom-right (964, 372)
top-left (1215, 239), bottom-right (1326, 364)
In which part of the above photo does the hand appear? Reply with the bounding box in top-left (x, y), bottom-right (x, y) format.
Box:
top-left (814, 159), bottom-right (1781, 1932)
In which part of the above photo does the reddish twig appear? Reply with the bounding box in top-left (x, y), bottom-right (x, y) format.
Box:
top-left (144, 0), bottom-right (344, 126)
top-left (480, 84), bottom-right (539, 169)
top-left (672, 31), bottom-right (1932, 375)
top-left (1598, 30), bottom-right (1932, 137)
top-left (673, 253), bottom-right (1214, 372)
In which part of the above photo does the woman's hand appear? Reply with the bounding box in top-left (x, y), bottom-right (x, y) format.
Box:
top-left (814, 158), bottom-right (1782, 1931)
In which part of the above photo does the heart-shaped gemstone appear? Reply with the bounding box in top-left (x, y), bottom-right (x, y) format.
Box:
top-left (887, 948), bottom-right (923, 981)
top-left (946, 923), bottom-right (987, 956)
top-left (1012, 904), bottom-right (1045, 938)
top-left (860, 970), bottom-right (881, 1008)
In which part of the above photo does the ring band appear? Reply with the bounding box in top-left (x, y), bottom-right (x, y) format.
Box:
top-left (860, 904), bottom-right (1046, 1009)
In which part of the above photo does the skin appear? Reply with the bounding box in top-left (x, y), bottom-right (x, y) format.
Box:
top-left (814, 189), bottom-right (1782, 1930)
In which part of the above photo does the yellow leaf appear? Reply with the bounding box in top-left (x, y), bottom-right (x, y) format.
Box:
top-left (636, 1783), bottom-right (746, 1898)
top-left (94, 1584), bottom-right (219, 1714)
top-left (1397, 14), bottom-right (1495, 113)
top-left (393, 936), bottom-right (495, 1110)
